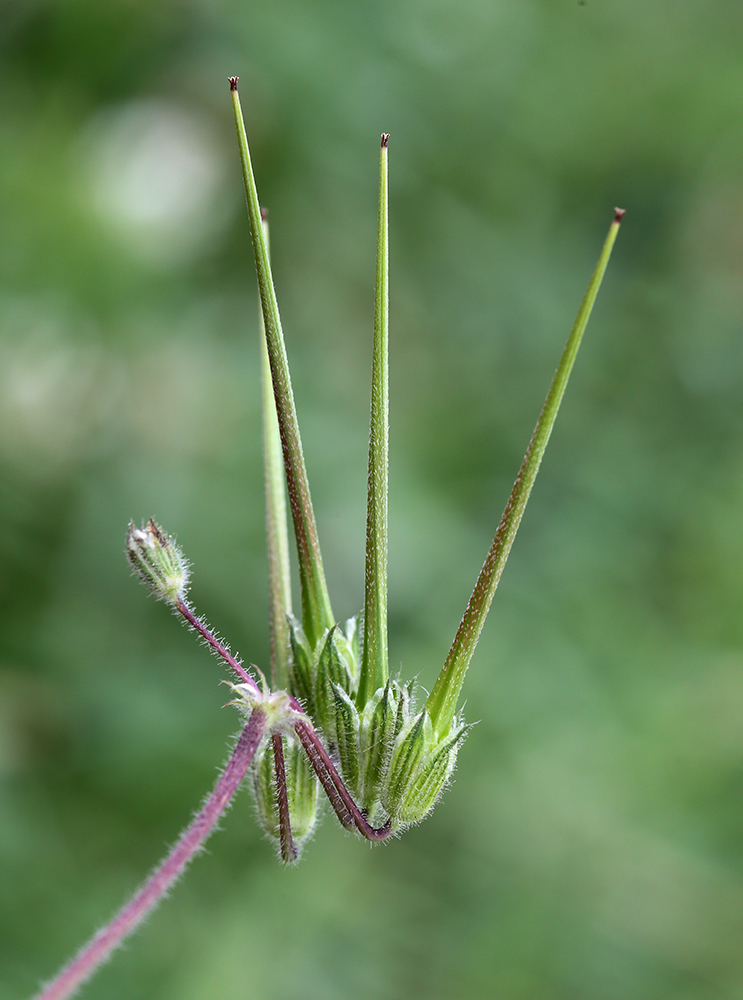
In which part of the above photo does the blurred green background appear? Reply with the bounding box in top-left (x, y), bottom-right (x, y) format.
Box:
top-left (3, 1), bottom-right (743, 997)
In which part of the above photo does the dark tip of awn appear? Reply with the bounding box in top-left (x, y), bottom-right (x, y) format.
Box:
top-left (381, 133), bottom-right (390, 148)
top-left (614, 207), bottom-right (626, 222)
top-left (229, 76), bottom-right (239, 92)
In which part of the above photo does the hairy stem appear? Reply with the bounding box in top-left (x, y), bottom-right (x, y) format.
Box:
top-left (174, 592), bottom-right (384, 843)
top-left (33, 712), bottom-right (268, 1000)
top-left (175, 598), bottom-right (259, 692)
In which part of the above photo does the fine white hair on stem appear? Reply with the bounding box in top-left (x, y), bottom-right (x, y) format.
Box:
top-left (32, 711), bottom-right (267, 1000)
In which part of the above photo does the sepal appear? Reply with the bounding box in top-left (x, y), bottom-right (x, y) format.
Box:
top-left (283, 740), bottom-right (320, 843)
top-left (358, 681), bottom-right (398, 817)
top-left (382, 709), bottom-right (471, 827)
top-left (287, 614), bottom-right (315, 711)
top-left (344, 613), bottom-right (363, 678)
top-left (286, 614), bottom-right (362, 736)
top-left (393, 721), bottom-right (470, 825)
top-left (384, 711), bottom-right (430, 817)
top-left (331, 682), bottom-right (361, 793)
top-left (314, 627), bottom-right (356, 741)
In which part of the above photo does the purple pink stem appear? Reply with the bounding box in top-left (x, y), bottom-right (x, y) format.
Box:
top-left (176, 599), bottom-right (259, 691)
top-left (33, 711), bottom-right (268, 1000)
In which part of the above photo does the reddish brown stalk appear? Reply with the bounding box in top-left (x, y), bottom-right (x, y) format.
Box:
top-left (272, 734), bottom-right (298, 862)
top-left (293, 717), bottom-right (393, 841)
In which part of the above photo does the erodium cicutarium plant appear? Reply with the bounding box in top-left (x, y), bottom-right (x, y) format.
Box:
top-left (31, 77), bottom-right (624, 1000)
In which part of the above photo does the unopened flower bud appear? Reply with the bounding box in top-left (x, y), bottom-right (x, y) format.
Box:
top-left (126, 519), bottom-right (190, 605)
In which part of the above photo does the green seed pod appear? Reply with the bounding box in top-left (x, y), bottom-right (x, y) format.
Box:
top-left (126, 519), bottom-right (189, 605)
top-left (229, 84), bottom-right (624, 851)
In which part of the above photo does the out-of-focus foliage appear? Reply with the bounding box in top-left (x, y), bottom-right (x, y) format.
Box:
top-left (3, 1), bottom-right (743, 997)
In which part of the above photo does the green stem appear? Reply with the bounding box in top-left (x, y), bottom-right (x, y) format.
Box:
top-left (259, 212), bottom-right (293, 687)
top-left (230, 77), bottom-right (334, 648)
top-left (358, 135), bottom-right (390, 705)
top-left (427, 209), bottom-right (625, 737)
